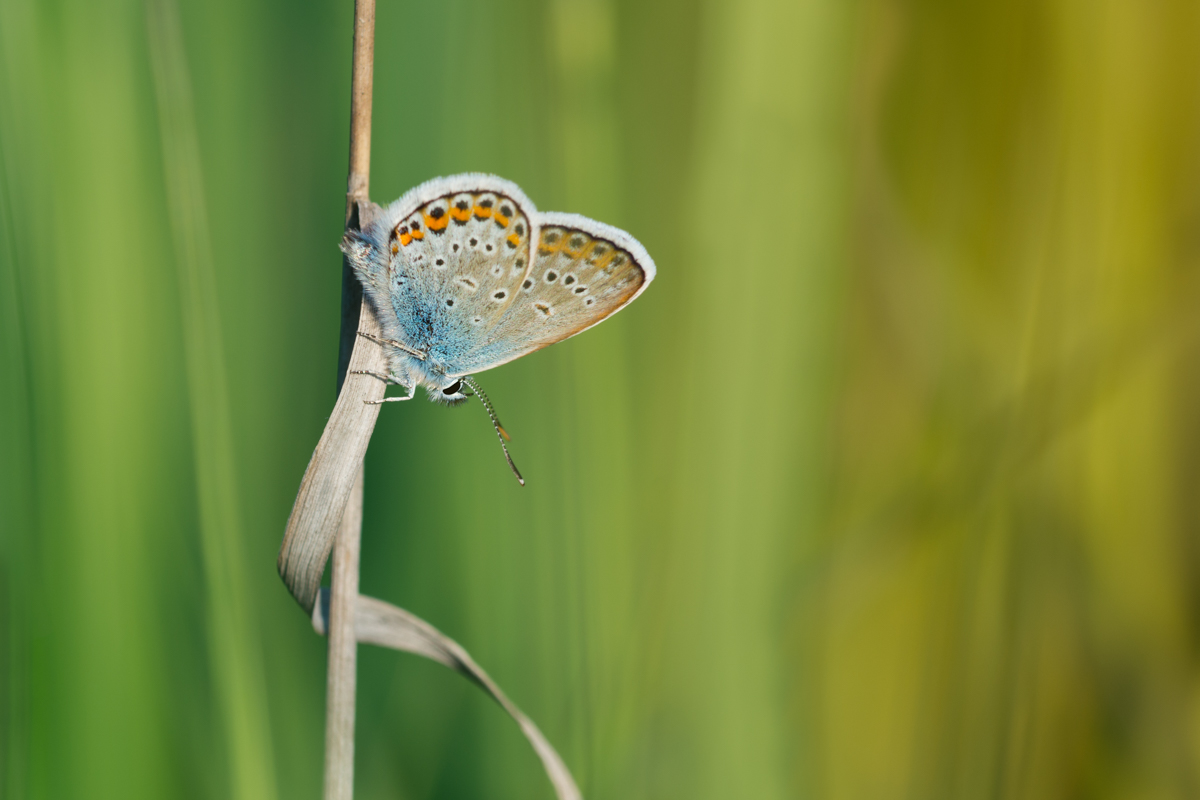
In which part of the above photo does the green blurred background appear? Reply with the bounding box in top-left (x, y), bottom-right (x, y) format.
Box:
top-left (4, 0), bottom-right (1200, 797)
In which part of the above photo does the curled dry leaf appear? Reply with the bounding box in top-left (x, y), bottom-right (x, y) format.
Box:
top-left (313, 590), bottom-right (582, 800)
top-left (278, 204), bottom-right (389, 614)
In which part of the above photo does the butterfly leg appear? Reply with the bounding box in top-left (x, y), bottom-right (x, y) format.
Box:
top-left (357, 330), bottom-right (426, 361)
top-left (351, 369), bottom-right (404, 384)
top-left (364, 380), bottom-right (416, 404)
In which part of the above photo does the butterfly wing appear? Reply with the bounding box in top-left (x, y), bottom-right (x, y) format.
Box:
top-left (364, 174), bottom-right (538, 369)
top-left (444, 211), bottom-right (656, 377)
top-left (352, 174), bottom-right (655, 379)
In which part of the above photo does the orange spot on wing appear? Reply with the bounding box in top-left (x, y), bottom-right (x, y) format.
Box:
top-left (493, 212), bottom-right (510, 227)
top-left (591, 250), bottom-right (615, 269)
top-left (399, 232), bottom-right (412, 246)
top-left (410, 229), bottom-right (425, 240)
top-left (425, 214), bottom-right (448, 231)
top-left (391, 243), bottom-right (399, 255)
top-left (451, 207), bottom-right (471, 221)
top-left (473, 205), bottom-right (492, 219)
top-left (507, 234), bottom-right (521, 248)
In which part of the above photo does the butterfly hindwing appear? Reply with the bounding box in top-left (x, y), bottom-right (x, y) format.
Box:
top-left (446, 211), bottom-right (655, 376)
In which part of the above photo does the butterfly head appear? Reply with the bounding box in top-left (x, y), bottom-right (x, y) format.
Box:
top-left (432, 377), bottom-right (469, 406)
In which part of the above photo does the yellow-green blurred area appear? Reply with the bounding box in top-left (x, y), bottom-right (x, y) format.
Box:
top-left (3, 0), bottom-right (1200, 797)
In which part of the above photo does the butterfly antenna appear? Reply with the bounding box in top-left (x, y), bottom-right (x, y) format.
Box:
top-left (463, 376), bottom-right (524, 486)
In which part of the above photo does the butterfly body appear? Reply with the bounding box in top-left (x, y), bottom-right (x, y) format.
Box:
top-left (341, 174), bottom-right (655, 404)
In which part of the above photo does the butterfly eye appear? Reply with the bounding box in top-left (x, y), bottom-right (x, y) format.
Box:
top-left (443, 380), bottom-right (463, 396)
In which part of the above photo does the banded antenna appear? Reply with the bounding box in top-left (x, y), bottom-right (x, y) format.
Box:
top-left (463, 376), bottom-right (524, 486)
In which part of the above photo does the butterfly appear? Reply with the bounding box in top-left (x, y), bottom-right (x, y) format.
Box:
top-left (340, 173), bottom-right (656, 484)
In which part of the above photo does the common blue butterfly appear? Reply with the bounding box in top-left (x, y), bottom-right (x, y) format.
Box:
top-left (340, 173), bottom-right (656, 483)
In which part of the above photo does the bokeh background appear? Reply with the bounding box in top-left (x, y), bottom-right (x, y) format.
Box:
top-left (4, 0), bottom-right (1200, 798)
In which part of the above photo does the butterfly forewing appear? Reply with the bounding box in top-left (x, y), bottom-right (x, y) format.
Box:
top-left (386, 190), bottom-right (534, 365)
top-left (447, 214), bottom-right (652, 376)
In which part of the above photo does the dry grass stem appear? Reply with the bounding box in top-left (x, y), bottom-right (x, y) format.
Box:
top-left (278, 2), bottom-right (582, 797)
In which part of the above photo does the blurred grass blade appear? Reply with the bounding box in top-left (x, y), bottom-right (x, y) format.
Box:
top-left (0, 62), bottom-right (33, 800)
top-left (313, 589), bottom-right (583, 800)
top-left (145, 3), bottom-right (278, 798)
